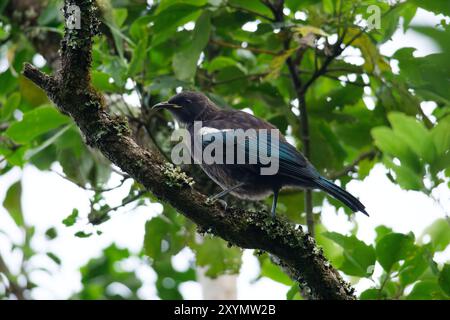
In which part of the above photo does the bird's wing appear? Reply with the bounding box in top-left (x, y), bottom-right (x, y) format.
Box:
top-left (200, 111), bottom-right (319, 180)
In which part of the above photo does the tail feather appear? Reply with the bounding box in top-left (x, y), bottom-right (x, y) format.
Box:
top-left (315, 177), bottom-right (369, 216)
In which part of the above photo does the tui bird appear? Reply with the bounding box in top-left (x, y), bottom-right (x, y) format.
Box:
top-left (153, 91), bottom-right (368, 217)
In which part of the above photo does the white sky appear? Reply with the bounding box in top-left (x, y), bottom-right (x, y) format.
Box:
top-left (0, 8), bottom-right (449, 300)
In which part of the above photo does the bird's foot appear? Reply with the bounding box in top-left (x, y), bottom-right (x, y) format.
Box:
top-left (205, 197), bottom-right (228, 210)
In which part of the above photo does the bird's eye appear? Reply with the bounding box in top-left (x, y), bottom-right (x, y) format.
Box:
top-left (185, 99), bottom-right (192, 104)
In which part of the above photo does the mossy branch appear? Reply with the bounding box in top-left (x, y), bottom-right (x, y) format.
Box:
top-left (22, 0), bottom-right (355, 300)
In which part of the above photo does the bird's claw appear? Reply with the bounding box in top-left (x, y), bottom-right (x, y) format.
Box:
top-left (206, 197), bottom-right (228, 210)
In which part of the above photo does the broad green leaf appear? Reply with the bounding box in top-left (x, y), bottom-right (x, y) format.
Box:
top-left (173, 12), bottom-right (211, 81)
top-left (113, 8), bottom-right (128, 27)
top-left (18, 75), bottom-right (49, 107)
top-left (207, 57), bottom-right (238, 72)
top-left (431, 118), bottom-right (450, 155)
top-left (91, 71), bottom-right (118, 92)
top-left (144, 216), bottom-right (171, 259)
top-left (375, 225), bottom-right (393, 243)
top-left (260, 257), bottom-right (293, 286)
top-left (323, 232), bottom-right (376, 277)
top-left (3, 181), bottom-right (24, 227)
top-left (383, 155), bottom-right (424, 191)
top-left (388, 112), bottom-right (436, 163)
top-left (228, 0), bottom-right (274, 20)
top-left (407, 280), bottom-right (446, 300)
top-left (6, 105), bottom-right (69, 144)
top-left (422, 218), bottom-right (450, 252)
top-left (193, 236), bottom-right (242, 278)
top-left (398, 246), bottom-right (428, 286)
top-left (144, 213), bottom-right (185, 260)
top-left (286, 284), bottom-right (302, 300)
top-left (1, 92), bottom-right (20, 121)
top-left (152, 4), bottom-right (202, 46)
top-left (438, 264), bottom-right (450, 297)
top-left (376, 232), bottom-right (415, 271)
top-left (360, 288), bottom-right (384, 300)
top-left (410, 0), bottom-right (450, 17)
top-left (371, 127), bottom-right (421, 173)
top-left (128, 37), bottom-right (148, 77)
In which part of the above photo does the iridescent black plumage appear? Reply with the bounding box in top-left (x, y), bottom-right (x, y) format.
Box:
top-left (153, 91), bottom-right (368, 217)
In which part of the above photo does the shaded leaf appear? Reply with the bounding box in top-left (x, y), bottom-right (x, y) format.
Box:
top-left (376, 232), bottom-right (415, 271)
top-left (6, 105), bottom-right (69, 144)
top-left (323, 232), bottom-right (376, 277)
top-left (3, 180), bottom-right (24, 227)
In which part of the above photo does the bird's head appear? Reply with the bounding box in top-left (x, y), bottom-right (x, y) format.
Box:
top-left (152, 91), bottom-right (218, 125)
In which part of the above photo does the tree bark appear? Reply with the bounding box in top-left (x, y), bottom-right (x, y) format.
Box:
top-left (22, 0), bottom-right (355, 300)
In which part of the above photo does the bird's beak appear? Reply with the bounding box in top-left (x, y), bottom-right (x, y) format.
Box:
top-left (152, 101), bottom-right (179, 110)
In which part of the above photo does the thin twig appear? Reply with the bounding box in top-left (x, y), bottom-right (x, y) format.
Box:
top-left (51, 169), bottom-right (130, 192)
top-left (327, 150), bottom-right (378, 180)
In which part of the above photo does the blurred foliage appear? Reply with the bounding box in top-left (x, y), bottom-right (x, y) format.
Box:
top-left (0, 0), bottom-right (449, 300)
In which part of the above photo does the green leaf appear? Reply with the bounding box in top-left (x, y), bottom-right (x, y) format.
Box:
top-left (375, 225), bottom-right (393, 243)
top-left (206, 57), bottom-right (237, 72)
top-left (438, 264), bottom-right (450, 297)
top-left (383, 155), bottom-right (424, 191)
top-left (5, 105), bottom-right (69, 144)
top-left (193, 236), bottom-right (242, 278)
top-left (323, 232), bottom-right (376, 277)
top-left (173, 12), bottom-right (211, 81)
top-left (422, 218), bottom-right (450, 252)
top-left (410, 0), bottom-right (450, 16)
top-left (144, 213), bottom-right (185, 260)
top-left (144, 216), bottom-right (170, 259)
top-left (62, 209), bottom-right (79, 227)
top-left (74, 231), bottom-right (92, 238)
top-left (371, 126), bottom-right (421, 173)
top-left (1, 92), bottom-right (21, 121)
top-left (360, 288), bottom-right (383, 300)
top-left (128, 37), bottom-right (148, 77)
top-left (152, 4), bottom-right (202, 46)
top-left (3, 181), bottom-right (24, 227)
top-left (260, 257), bottom-right (293, 286)
top-left (407, 280), bottom-right (446, 300)
top-left (398, 246), bottom-right (429, 286)
top-left (228, 0), bottom-right (274, 19)
top-left (388, 112), bottom-right (436, 163)
top-left (91, 71), bottom-right (118, 92)
top-left (286, 284), bottom-right (302, 300)
top-left (375, 232), bottom-right (415, 272)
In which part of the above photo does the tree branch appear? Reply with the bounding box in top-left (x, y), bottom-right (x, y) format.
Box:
top-left (22, 0), bottom-right (355, 300)
top-left (328, 149), bottom-right (378, 180)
